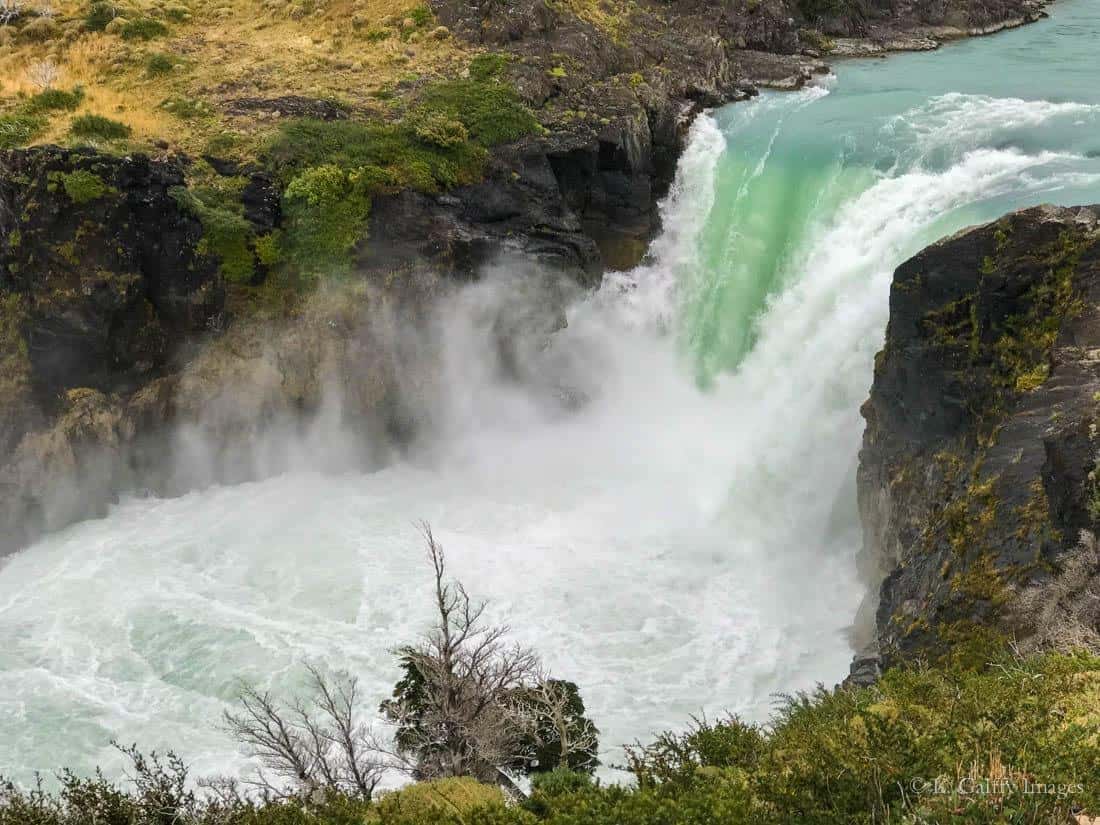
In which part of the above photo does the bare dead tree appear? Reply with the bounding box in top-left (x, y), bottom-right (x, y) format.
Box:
top-left (517, 676), bottom-right (600, 773)
top-left (382, 523), bottom-right (541, 790)
top-left (26, 59), bottom-right (59, 91)
top-left (224, 665), bottom-right (385, 799)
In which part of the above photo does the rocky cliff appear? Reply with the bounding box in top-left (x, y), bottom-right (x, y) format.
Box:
top-left (855, 204), bottom-right (1100, 677)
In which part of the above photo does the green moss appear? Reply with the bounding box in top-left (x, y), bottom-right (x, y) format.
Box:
top-left (949, 552), bottom-right (1009, 607)
top-left (282, 164), bottom-right (372, 272)
top-left (798, 28), bottom-right (835, 52)
top-left (171, 187), bottom-right (256, 283)
top-left (119, 17), bottom-right (169, 40)
top-left (48, 170), bottom-right (115, 205)
top-left (990, 230), bottom-right (1088, 395)
top-left (0, 293), bottom-right (31, 399)
top-left (6, 229), bottom-right (20, 249)
top-left (69, 114), bottom-right (132, 141)
top-left (56, 241), bottom-right (80, 265)
top-left (547, 66), bottom-right (567, 78)
top-left (939, 476), bottom-right (998, 557)
top-left (1015, 478), bottom-right (1063, 544)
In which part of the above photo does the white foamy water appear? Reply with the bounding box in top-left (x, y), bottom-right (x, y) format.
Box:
top-left (4, 3), bottom-right (1100, 784)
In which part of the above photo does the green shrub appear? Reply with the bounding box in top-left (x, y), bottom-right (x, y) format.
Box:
top-left (1, 651), bottom-right (1096, 825)
top-left (171, 186), bottom-right (256, 283)
top-left (145, 52), bottom-right (177, 76)
top-left (84, 1), bottom-right (118, 31)
top-left (49, 169), bottom-right (115, 204)
top-left (119, 17), bottom-right (168, 40)
top-left (25, 87), bottom-right (85, 113)
top-left (407, 3), bottom-right (432, 26)
top-left (407, 109), bottom-right (468, 149)
top-left (414, 79), bottom-right (541, 146)
top-left (163, 4), bottom-right (191, 21)
top-left (0, 113), bottom-right (46, 149)
top-left (266, 118), bottom-right (486, 193)
top-left (623, 650), bottom-right (1100, 824)
top-left (69, 113), bottom-right (132, 140)
top-left (282, 164), bottom-right (372, 271)
top-left (468, 52), bottom-right (510, 82)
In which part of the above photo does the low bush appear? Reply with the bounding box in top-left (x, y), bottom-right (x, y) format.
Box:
top-left (1, 652), bottom-right (1096, 825)
top-left (69, 113), bottom-right (131, 140)
top-left (282, 164), bottom-right (372, 271)
top-left (265, 118), bottom-right (486, 192)
top-left (24, 87), bottom-right (85, 113)
top-left (468, 52), bottom-right (510, 83)
top-left (119, 17), bottom-right (168, 40)
top-left (83, 1), bottom-right (117, 31)
top-left (414, 79), bottom-right (541, 146)
top-left (145, 52), bottom-right (177, 76)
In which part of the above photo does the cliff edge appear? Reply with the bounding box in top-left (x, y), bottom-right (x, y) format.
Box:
top-left (856, 204), bottom-right (1100, 676)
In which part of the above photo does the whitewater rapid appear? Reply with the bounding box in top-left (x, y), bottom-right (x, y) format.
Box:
top-left (3, 0), bottom-right (1100, 784)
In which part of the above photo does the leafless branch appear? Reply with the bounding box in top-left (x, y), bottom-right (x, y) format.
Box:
top-left (224, 669), bottom-right (385, 799)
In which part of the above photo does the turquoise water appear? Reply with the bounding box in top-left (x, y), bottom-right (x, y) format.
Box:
top-left (2, 0), bottom-right (1100, 786)
top-left (683, 0), bottom-right (1100, 379)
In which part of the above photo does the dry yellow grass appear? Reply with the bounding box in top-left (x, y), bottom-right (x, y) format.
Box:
top-left (1, 0), bottom-right (474, 154)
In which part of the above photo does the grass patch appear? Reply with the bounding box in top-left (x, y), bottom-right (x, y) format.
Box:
top-left (69, 113), bottom-right (132, 140)
top-left (0, 112), bottom-right (46, 149)
top-left (160, 97), bottom-right (213, 120)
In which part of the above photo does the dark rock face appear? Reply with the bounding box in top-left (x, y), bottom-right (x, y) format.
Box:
top-left (0, 147), bottom-right (222, 415)
top-left (857, 205), bottom-right (1100, 668)
top-left (0, 148), bottom-right (226, 552)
